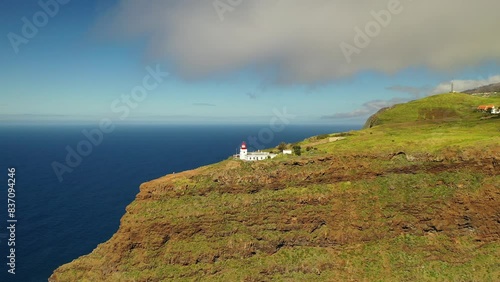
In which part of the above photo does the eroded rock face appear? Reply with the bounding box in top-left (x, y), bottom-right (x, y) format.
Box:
top-left (49, 148), bottom-right (500, 281)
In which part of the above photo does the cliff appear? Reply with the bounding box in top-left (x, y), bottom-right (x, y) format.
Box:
top-left (50, 93), bottom-right (500, 281)
top-left (363, 106), bottom-right (392, 129)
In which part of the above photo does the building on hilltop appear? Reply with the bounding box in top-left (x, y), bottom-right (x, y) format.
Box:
top-left (477, 104), bottom-right (499, 114)
top-left (238, 142), bottom-right (277, 161)
top-left (477, 104), bottom-right (495, 111)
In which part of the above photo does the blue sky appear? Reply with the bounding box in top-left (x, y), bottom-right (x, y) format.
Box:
top-left (1, 0), bottom-right (499, 125)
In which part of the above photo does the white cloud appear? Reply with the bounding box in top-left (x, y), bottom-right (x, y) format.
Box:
top-left (96, 0), bottom-right (500, 85)
top-left (386, 85), bottom-right (431, 99)
top-left (322, 97), bottom-right (407, 119)
top-left (432, 75), bottom-right (500, 94)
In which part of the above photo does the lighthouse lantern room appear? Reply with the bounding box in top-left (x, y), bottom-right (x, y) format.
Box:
top-left (239, 142), bottom-right (248, 160)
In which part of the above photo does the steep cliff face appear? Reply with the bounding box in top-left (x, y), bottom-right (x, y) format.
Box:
top-left (50, 94), bottom-right (500, 281)
top-left (363, 106), bottom-right (392, 129)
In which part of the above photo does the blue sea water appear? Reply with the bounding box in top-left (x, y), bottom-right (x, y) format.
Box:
top-left (0, 123), bottom-right (359, 281)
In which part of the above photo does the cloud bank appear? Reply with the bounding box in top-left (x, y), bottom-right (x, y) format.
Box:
top-left (386, 85), bottom-right (431, 99)
top-left (322, 98), bottom-right (407, 119)
top-left (432, 75), bottom-right (500, 94)
top-left (328, 73), bottom-right (500, 120)
top-left (96, 0), bottom-right (500, 85)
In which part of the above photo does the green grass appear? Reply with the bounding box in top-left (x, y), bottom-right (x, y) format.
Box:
top-left (103, 165), bottom-right (497, 280)
top-left (101, 237), bottom-right (500, 281)
top-left (374, 93), bottom-right (500, 125)
top-left (298, 94), bottom-right (500, 156)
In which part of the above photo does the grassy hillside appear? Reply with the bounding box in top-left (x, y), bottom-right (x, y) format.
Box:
top-left (50, 94), bottom-right (499, 281)
top-left (365, 93), bottom-right (500, 127)
top-left (302, 93), bottom-right (500, 156)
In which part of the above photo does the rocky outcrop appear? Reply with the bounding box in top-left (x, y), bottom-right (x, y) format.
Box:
top-left (363, 106), bottom-right (392, 128)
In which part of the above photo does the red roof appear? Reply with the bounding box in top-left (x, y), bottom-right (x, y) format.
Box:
top-left (241, 142), bottom-right (247, 149)
top-left (477, 104), bottom-right (495, 110)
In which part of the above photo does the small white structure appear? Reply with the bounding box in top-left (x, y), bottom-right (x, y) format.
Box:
top-left (238, 142), bottom-right (277, 161)
top-left (283, 149), bottom-right (292, 155)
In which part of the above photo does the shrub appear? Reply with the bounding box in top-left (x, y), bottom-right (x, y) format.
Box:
top-left (292, 145), bottom-right (302, 156)
top-left (277, 142), bottom-right (287, 151)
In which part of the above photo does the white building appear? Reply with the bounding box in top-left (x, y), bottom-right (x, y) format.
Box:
top-left (283, 149), bottom-right (292, 155)
top-left (239, 142), bottom-right (277, 161)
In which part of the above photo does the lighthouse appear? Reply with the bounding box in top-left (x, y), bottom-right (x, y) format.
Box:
top-left (239, 141), bottom-right (248, 160)
top-left (237, 141), bottom-right (277, 161)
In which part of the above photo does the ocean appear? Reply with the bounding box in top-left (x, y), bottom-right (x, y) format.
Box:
top-left (0, 123), bottom-right (359, 281)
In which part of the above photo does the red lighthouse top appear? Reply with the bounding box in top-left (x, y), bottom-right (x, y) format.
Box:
top-left (241, 142), bottom-right (247, 149)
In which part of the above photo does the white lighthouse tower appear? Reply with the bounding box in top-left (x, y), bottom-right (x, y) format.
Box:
top-left (239, 141), bottom-right (248, 160)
